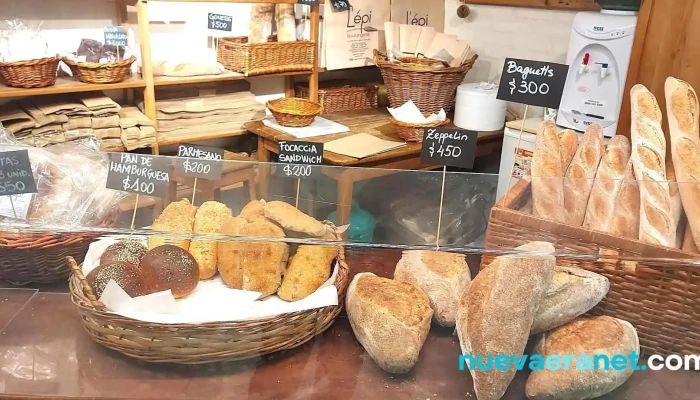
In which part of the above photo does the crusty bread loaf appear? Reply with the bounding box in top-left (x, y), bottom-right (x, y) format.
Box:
top-left (631, 84), bottom-right (675, 247)
top-left (610, 162), bottom-right (640, 239)
top-left (531, 266), bottom-right (609, 334)
top-left (665, 77), bottom-right (700, 250)
top-left (149, 199), bottom-right (198, 250)
top-left (666, 161), bottom-right (684, 247)
top-left (564, 124), bottom-right (604, 226)
top-left (239, 200), bottom-right (265, 222)
top-left (683, 222), bottom-right (699, 253)
top-left (240, 220), bottom-right (288, 297)
top-left (531, 121), bottom-right (565, 222)
top-left (278, 245), bottom-right (338, 301)
top-left (558, 130), bottom-right (579, 173)
top-left (189, 201), bottom-right (232, 279)
top-left (263, 201), bottom-right (327, 237)
top-left (526, 316), bottom-right (639, 400)
top-left (394, 250), bottom-right (471, 327)
top-left (583, 136), bottom-right (631, 232)
top-left (346, 273), bottom-right (433, 374)
top-left (457, 241), bottom-right (555, 400)
top-left (217, 217), bottom-right (249, 289)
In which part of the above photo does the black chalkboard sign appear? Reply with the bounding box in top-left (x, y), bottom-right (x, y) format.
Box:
top-left (175, 144), bottom-right (225, 180)
top-left (298, 0), bottom-right (320, 5)
top-left (106, 153), bottom-right (171, 198)
top-left (330, 0), bottom-right (350, 12)
top-left (420, 128), bottom-right (478, 169)
top-left (0, 150), bottom-right (37, 196)
top-left (277, 141), bottom-right (324, 178)
top-left (104, 26), bottom-right (128, 47)
top-left (207, 13), bottom-right (233, 32)
top-left (497, 58), bottom-right (568, 109)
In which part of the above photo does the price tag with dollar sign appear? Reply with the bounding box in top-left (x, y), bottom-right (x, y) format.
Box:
top-left (175, 144), bottom-right (225, 180)
top-left (277, 141), bottom-right (324, 178)
top-left (331, 0), bottom-right (350, 12)
top-left (0, 150), bottom-right (37, 219)
top-left (106, 153), bottom-right (171, 198)
top-left (496, 58), bottom-right (568, 109)
top-left (207, 13), bottom-right (233, 32)
top-left (420, 128), bottom-right (478, 169)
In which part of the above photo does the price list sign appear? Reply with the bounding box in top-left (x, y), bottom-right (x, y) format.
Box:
top-left (330, 0), bottom-right (350, 12)
top-left (277, 141), bottom-right (324, 178)
top-left (496, 58), bottom-right (568, 109)
top-left (106, 153), bottom-right (171, 198)
top-left (175, 144), bottom-right (225, 180)
top-left (104, 26), bottom-right (128, 47)
top-left (420, 128), bottom-right (478, 169)
top-left (207, 13), bottom-right (233, 32)
top-left (0, 150), bottom-right (37, 197)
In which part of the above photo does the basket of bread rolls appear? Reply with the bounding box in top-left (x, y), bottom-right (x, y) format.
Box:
top-left (68, 198), bottom-right (348, 364)
top-left (484, 78), bottom-right (700, 357)
top-left (0, 138), bottom-right (122, 284)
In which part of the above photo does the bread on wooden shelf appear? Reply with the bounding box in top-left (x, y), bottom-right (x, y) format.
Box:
top-left (564, 124), bottom-right (604, 226)
top-left (531, 121), bottom-right (565, 222)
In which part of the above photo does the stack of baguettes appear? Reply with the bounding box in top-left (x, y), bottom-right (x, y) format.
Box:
top-left (527, 77), bottom-right (700, 251)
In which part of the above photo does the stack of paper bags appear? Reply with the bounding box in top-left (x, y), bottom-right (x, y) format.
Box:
top-left (383, 22), bottom-right (471, 67)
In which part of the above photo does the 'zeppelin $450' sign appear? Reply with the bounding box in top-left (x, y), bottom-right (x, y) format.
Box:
top-left (106, 153), bottom-right (171, 198)
top-left (420, 128), bottom-right (478, 169)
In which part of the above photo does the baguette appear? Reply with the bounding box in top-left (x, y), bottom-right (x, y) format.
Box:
top-left (582, 136), bottom-right (631, 232)
top-left (683, 221), bottom-right (699, 253)
top-left (609, 162), bottom-right (640, 239)
top-left (631, 84), bottom-right (675, 246)
top-left (558, 130), bottom-right (578, 173)
top-left (564, 124), bottom-right (604, 226)
top-left (189, 202), bottom-right (232, 279)
top-left (666, 160), bottom-right (684, 247)
top-left (531, 121), bottom-right (565, 222)
top-left (665, 77), bottom-right (700, 249)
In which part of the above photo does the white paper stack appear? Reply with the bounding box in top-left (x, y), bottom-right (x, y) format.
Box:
top-left (262, 116), bottom-right (349, 139)
top-left (387, 100), bottom-right (447, 124)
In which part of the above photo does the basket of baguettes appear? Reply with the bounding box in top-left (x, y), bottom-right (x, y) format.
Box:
top-left (484, 77), bottom-right (700, 356)
top-left (68, 198), bottom-right (348, 364)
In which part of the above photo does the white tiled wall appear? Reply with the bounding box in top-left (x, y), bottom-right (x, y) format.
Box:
top-left (444, 0), bottom-right (576, 116)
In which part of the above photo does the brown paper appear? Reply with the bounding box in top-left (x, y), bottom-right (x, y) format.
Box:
top-left (119, 106), bottom-right (154, 128)
top-left (390, 0), bottom-right (445, 33)
top-left (324, 133), bottom-right (406, 159)
top-left (91, 114), bottom-right (121, 129)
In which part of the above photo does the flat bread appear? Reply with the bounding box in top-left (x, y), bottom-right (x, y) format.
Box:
top-left (263, 201), bottom-right (327, 237)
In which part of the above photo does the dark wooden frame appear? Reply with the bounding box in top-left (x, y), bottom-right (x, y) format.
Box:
top-left (462, 0), bottom-right (599, 11)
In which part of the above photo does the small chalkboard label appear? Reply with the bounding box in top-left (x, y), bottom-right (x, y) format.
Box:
top-left (277, 141), bottom-right (324, 178)
top-left (497, 58), bottom-right (568, 109)
top-left (420, 128), bottom-right (478, 169)
top-left (104, 26), bottom-right (128, 47)
top-left (331, 0), bottom-right (350, 12)
top-left (175, 144), bottom-right (225, 180)
top-left (298, 0), bottom-right (320, 5)
top-left (106, 153), bottom-right (171, 198)
top-left (207, 13), bottom-right (233, 32)
top-left (0, 150), bottom-right (37, 196)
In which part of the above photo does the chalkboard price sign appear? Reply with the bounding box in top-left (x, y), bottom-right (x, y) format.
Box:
top-left (175, 144), bottom-right (225, 180)
top-left (207, 13), bottom-right (233, 32)
top-left (106, 153), bottom-right (171, 198)
top-left (330, 0), bottom-right (350, 12)
top-left (420, 128), bottom-right (478, 169)
top-left (104, 26), bottom-right (128, 47)
top-left (497, 58), bottom-right (568, 109)
top-left (0, 150), bottom-right (37, 196)
top-left (298, 0), bottom-right (320, 5)
top-left (277, 141), bottom-right (324, 178)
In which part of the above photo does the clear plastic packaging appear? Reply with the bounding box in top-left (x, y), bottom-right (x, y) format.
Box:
top-left (0, 19), bottom-right (51, 62)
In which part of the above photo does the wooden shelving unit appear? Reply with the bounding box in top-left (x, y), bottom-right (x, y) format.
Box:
top-left (0, 76), bottom-right (145, 99)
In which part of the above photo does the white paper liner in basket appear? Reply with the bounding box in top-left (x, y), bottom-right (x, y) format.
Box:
top-left (83, 235), bottom-right (339, 324)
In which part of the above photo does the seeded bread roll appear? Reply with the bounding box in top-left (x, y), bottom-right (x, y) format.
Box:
top-left (189, 201), bottom-right (232, 279)
top-left (100, 240), bottom-right (147, 268)
top-left (564, 124), bottom-right (604, 226)
top-left (263, 201), bottom-right (327, 237)
top-left (531, 121), bottom-right (565, 222)
top-left (140, 245), bottom-right (200, 298)
top-left (278, 245), bottom-right (338, 301)
top-left (239, 200), bottom-right (265, 222)
top-left (558, 130), bottom-right (579, 173)
top-left (217, 216), bottom-right (249, 289)
top-left (149, 199), bottom-right (198, 250)
top-left (87, 261), bottom-right (149, 298)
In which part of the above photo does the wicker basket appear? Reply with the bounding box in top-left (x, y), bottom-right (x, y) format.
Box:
top-left (267, 97), bottom-right (323, 127)
top-left (390, 117), bottom-right (451, 142)
top-left (217, 37), bottom-right (314, 77)
top-left (67, 224), bottom-right (349, 364)
top-left (63, 56), bottom-right (135, 84)
top-left (0, 57), bottom-right (60, 88)
top-left (296, 81), bottom-right (379, 114)
top-left (374, 50), bottom-right (477, 115)
top-left (483, 177), bottom-right (700, 356)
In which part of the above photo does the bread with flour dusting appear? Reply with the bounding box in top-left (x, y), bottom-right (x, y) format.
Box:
top-left (564, 124), bottom-right (604, 226)
top-left (531, 121), bottom-right (565, 222)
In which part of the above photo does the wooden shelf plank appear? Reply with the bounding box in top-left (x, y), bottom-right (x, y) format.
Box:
top-left (153, 70), bottom-right (313, 87)
top-left (153, 0), bottom-right (324, 3)
top-left (157, 126), bottom-right (250, 147)
top-left (465, 0), bottom-right (599, 10)
top-left (0, 76), bottom-right (146, 99)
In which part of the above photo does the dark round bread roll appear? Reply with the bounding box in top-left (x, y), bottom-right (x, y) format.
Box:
top-left (86, 262), bottom-right (150, 298)
top-left (100, 240), bottom-right (148, 268)
top-left (139, 245), bottom-right (200, 298)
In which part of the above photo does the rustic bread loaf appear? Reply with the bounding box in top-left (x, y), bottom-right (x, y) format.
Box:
top-left (263, 201), bottom-right (327, 237)
top-left (531, 121), bottom-right (565, 222)
top-left (526, 316), bottom-right (639, 400)
top-left (240, 220), bottom-right (288, 297)
top-left (666, 161), bottom-right (684, 247)
top-left (394, 250), bottom-right (471, 327)
top-left (666, 77), bottom-right (700, 249)
top-left (189, 201), bottom-right (232, 279)
top-left (683, 222), bottom-right (699, 253)
top-left (564, 124), bottom-right (604, 226)
top-left (346, 273), bottom-right (433, 374)
top-left (217, 216), bottom-right (249, 289)
top-left (631, 84), bottom-right (675, 246)
top-left (457, 241), bottom-right (555, 400)
top-left (148, 199), bottom-right (198, 250)
top-left (558, 130), bottom-right (579, 174)
top-left (531, 266), bottom-right (609, 334)
top-left (278, 245), bottom-right (338, 301)
top-left (239, 199), bottom-right (265, 222)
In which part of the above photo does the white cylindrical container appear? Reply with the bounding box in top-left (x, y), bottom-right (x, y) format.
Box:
top-left (454, 82), bottom-right (507, 131)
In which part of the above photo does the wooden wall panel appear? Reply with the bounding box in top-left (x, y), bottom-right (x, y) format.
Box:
top-left (465, 0), bottom-right (599, 10)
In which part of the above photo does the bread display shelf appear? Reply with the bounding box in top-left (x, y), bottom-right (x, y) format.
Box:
top-left (484, 177), bottom-right (700, 356)
top-left (0, 76), bottom-right (145, 99)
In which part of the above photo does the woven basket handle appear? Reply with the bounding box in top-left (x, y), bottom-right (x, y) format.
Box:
top-left (66, 256), bottom-right (104, 309)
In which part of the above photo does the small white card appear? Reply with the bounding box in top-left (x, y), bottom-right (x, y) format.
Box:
top-left (0, 193), bottom-right (32, 219)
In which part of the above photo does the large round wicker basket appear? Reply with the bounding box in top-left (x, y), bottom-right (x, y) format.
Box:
top-left (68, 226), bottom-right (349, 364)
